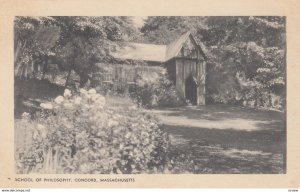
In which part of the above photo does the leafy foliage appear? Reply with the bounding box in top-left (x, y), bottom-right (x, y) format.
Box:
top-left (15, 89), bottom-right (169, 174)
top-left (204, 17), bottom-right (285, 109)
top-left (53, 17), bottom-right (140, 86)
top-left (141, 16), bottom-right (286, 110)
top-left (141, 16), bottom-right (206, 44)
top-left (14, 16), bottom-right (140, 87)
top-left (14, 17), bottom-right (60, 78)
top-left (131, 69), bottom-right (185, 108)
top-left (14, 16), bottom-right (286, 175)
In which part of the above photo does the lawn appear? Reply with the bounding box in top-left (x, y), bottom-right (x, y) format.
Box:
top-left (14, 79), bottom-right (286, 173)
top-left (147, 105), bottom-right (286, 173)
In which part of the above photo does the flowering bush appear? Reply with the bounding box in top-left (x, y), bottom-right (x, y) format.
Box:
top-left (131, 71), bottom-right (185, 108)
top-left (16, 89), bottom-right (169, 174)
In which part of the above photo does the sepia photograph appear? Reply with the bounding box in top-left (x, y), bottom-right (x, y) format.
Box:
top-left (14, 16), bottom-right (286, 174)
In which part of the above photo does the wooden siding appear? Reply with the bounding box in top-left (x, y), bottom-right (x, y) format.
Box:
top-left (110, 33), bottom-right (207, 105)
top-left (91, 64), bottom-right (163, 93)
top-left (197, 60), bottom-right (206, 105)
top-left (170, 35), bottom-right (206, 105)
top-left (165, 59), bottom-right (176, 85)
top-left (174, 58), bottom-right (205, 105)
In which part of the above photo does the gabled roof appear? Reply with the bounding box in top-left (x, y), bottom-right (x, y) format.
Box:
top-left (111, 31), bottom-right (206, 62)
top-left (112, 43), bottom-right (167, 62)
top-left (165, 31), bottom-right (191, 61)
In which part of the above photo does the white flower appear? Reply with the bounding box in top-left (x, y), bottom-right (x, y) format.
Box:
top-left (125, 132), bottom-right (131, 139)
top-left (33, 130), bottom-right (39, 140)
top-left (74, 97), bottom-right (82, 105)
top-left (64, 123), bottom-right (72, 129)
top-left (89, 116), bottom-right (96, 121)
top-left (36, 124), bottom-right (47, 139)
top-left (79, 163), bottom-right (90, 173)
top-left (98, 94), bottom-right (106, 101)
top-left (141, 131), bottom-right (149, 138)
top-left (64, 89), bottom-right (72, 97)
top-left (83, 104), bottom-right (90, 108)
top-left (129, 106), bottom-right (137, 110)
top-left (95, 100), bottom-right (105, 106)
top-left (61, 117), bottom-right (68, 122)
top-left (37, 124), bottom-right (45, 131)
top-left (112, 114), bottom-right (121, 120)
top-left (21, 112), bottom-right (30, 118)
top-left (108, 119), bottom-right (119, 127)
top-left (88, 88), bottom-right (97, 94)
top-left (94, 95), bottom-right (106, 106)
top-left (91, 94), bottom-right (100, 101)
top-left (143, 138), bottom-right (150, 145)
top-left (41, 131), bottom-right (47, 139)
top-left (40, 103), bottom-right (53, 110)
top-left (54, 95), bottom-right (64, 104)
top-left (80, 88), bottom-right (88, 94)
top-left (99, 149), bottom-right (106, 156)
top-left (63, 102), bottom-right (73, 109)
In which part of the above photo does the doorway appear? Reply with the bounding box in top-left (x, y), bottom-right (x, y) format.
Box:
top-left (185, 75), bottom-right (197, 105)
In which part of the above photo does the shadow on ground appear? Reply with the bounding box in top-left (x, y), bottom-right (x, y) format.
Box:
top-left (14, 78), bottom-right (65, 118)
top-left (162, 123), bottom-right (285, 154)
top-left (148, 105), bottom-right (286, 173)
top-left (155, 105), bottom-right (285, 122)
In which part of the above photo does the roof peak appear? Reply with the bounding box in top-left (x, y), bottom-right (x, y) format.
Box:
top-left (129, 42), bottom-right (166, 47)
top-left (165, 31), bottom-right (192, 61)
top-left (112, 31), bottom-right (204, 62)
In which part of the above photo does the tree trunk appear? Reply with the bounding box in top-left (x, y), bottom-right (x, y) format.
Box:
top-left (41, 56), bottom-right (49, 80)
top-left (14, 41), bottom-right (27, 64)
top-left (65, 55), bottom-right (77, 89)
top-left (268, 91), bottom-right (272, 107)
top-left (14, 41), bottom-right (27, 77)
top-left (64, 67), bottom-right (72, 89)
top-left (14, 41), bottom-right (22, 64)
top-left (79, 71), bottom-right (90, 88)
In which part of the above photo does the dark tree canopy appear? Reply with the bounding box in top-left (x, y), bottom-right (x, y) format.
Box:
top-left (141, 16), bottom-right (286, 108)
top-left (14, 16), bottom-right (286, 109)
top-left (14, 16), bottom-right (140, 86)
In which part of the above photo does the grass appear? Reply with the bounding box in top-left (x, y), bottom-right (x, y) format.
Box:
top-left (148, 105), bottom-right (286, 173)
top-left (14, 78), bottom-right (286, 173)
top-left (166, 136), bottom-right (284, 173)
top-left (14, 78), bottom-right (65, 118)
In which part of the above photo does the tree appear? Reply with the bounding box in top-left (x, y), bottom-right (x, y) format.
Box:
top-left (202, 16), bottom-right (285, 107)
top-left (52, 16), bottom-right (140, 87)
top-left (141, 16), bottom-right (207, 44)
top-left (14, 16), bottom-right (140, 87)
top-left (14, 16), bottom-right (60, 78)
top-left (141, 16), bottom-right (286, 109)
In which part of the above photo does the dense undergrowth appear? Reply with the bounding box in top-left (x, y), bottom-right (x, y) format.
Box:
top-left (15, 89), bottom-right (170, 174)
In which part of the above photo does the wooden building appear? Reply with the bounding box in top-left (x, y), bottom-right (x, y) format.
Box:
top-left (112, 31), bottom-right (207, 105)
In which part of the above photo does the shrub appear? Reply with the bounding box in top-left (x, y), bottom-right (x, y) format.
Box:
top-left (15, 89), bottom-right (169, 174)
top-left (131, 70), bottom-right (185, 108)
